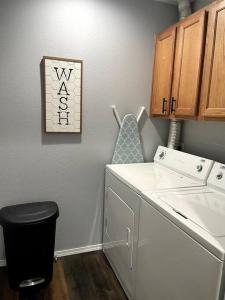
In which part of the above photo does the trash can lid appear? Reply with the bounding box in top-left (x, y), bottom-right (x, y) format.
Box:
top-left (0, 201), bottom-right (59, 226)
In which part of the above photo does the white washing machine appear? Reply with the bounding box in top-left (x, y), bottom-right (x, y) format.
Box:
top-left (103, 146), bottom-right (213, 300)
top-left (137, 162), bottom-right (225, 300)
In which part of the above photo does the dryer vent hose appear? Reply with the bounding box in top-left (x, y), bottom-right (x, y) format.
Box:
top-left (167, 120), bottom-right (182, 149)
top-left (178, 0), bottom-right (192, 20)
top-left (167, 0), bottom-right (191, 150)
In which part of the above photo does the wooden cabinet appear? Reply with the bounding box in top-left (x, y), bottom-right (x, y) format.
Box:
top-left (172, 11), bottom-right (206, 117)
top-left (150, 11), bottom-right (206, 118)
top-left (150, 27), bottom-right (176, 116)
top-left (200, 1), bottom-right (225, 118)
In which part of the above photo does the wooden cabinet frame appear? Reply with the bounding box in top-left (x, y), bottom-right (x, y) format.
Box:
top-left (150, 0), bottom-right (225, 122)
top-left (172, 11), bottom-right (206, 118)
top-left (150, 27), bottom-right (176, 117)
top-left (200, 1), bottom-right (225, 119)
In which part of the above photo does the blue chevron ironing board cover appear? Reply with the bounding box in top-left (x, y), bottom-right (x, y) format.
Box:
top-left (112, 114), bottom-right (144, 164)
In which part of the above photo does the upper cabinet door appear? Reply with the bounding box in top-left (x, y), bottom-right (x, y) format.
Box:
top-left (150, 27), bottom-right (176, 116)
top-left (172, 11), bottom-right (206, 118)
top-left (200, 2), bottom-right (225, 118)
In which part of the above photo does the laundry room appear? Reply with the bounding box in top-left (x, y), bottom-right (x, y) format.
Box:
top-left (0, 0), bottom-right (225, 299)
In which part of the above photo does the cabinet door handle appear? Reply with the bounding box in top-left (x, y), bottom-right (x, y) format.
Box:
top-left (171, 97), bottom-right (176, 113)
top-left (162, 98), bottom-right (167, 114)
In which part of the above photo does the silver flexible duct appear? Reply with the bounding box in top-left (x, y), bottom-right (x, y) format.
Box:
top-left (167, 120), bottom-right (182, 149)
top-left (167, 0), bottom-right (191, 149)
top-left (178, 0), bottom-right (192, 20)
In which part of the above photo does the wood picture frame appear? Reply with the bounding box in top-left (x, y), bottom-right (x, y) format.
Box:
top-left (43, 56), bottom-right (83, 133)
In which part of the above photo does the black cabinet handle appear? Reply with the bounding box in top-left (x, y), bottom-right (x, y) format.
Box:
top-left (171, 97), bottom-right (176, 113)
top-left (162, 98), bottom-right (167, 114)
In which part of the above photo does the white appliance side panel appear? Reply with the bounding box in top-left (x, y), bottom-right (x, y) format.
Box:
top-left (104, 188), bottom-right (134, 299)
top-left (135, 199), bottom-right (224, 300)
top-left (142, 190), bottom-right (225, 260)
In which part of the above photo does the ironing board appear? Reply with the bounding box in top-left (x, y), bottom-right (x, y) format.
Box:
top-left (112, 114), bottom-right (144, 164)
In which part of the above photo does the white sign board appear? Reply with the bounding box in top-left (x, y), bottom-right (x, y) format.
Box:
top-left (43, 56), bottom-right (82, 133)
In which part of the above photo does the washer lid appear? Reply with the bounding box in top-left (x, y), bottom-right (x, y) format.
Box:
top-left (158, 192), bottom-right (225, 237)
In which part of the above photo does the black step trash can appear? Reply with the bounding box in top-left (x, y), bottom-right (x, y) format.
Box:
top-left (0, 201), bottom-right (59, 291)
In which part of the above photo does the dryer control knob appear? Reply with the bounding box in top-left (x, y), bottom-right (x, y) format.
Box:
top-left (196, 164), bottom-right (203, 172)
top-left (216, 172), bottom-right (223, 180)
top-left (159, 151), bottom-right (166, 160)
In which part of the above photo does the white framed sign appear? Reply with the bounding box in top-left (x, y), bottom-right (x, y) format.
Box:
top-left (43, 56), bottom-right (82, 133)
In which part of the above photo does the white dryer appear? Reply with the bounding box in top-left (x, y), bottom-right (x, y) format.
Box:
top-left (137, 162), bottom-right (225, 300)
top-left (107, 145), bottom-right (213, 194)
top-left (103, 146), bottom-right (213, 300)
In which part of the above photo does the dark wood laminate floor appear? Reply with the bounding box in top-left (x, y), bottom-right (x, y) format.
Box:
top-left (0, 251), bottom-right (128, 300)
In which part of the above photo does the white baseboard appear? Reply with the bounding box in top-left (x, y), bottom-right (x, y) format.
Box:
top-left (55, 243), bottom-right (103, 257)
top-left (0, 243), bottom-right (103, 267)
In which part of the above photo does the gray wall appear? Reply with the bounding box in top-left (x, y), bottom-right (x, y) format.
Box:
top-left (0, 0), bottom-right (177, 259)
top-left (182, 0), bottom-right (225, 163)
top-left (192, 0), bottom-right (213, 10)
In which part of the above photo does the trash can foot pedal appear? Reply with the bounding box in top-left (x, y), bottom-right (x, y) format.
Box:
top-left (19, 277), bottom-right (45, 288)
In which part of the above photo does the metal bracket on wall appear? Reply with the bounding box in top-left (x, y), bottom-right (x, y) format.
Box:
top-left (111, 105), bottom-right (145, 128)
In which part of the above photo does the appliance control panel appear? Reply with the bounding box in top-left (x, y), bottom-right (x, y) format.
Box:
top-left (208, 163), bottom-right (225, 192)
top-left (154, 146), bottom-right (214, 182)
